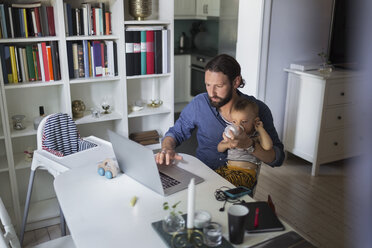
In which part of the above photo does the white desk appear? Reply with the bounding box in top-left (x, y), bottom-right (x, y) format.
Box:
top-left (54, 152), bottom-right (293, 247)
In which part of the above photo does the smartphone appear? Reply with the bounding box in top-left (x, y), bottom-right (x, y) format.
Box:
top-left (224, 186), bottom-right (252, 199)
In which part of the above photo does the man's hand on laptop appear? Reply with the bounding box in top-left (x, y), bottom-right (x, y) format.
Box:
top-left (155, 148), bottom-right (183, 165)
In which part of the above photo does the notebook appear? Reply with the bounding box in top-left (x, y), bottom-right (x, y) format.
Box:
top-left (107, 130), bottom-right (204, 196)
top-left (242, 201), bottom-right (285, 233)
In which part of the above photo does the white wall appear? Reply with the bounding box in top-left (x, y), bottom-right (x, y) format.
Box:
top-left (262, 0), bottom-right (334, 138)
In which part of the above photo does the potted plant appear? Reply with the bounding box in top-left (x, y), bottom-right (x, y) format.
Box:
top-left (162, 201), bottom-right (185, 234)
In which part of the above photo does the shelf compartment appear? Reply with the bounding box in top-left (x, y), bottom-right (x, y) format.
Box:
top-left (0, 36), bottom-right (60, 44)
top-left (124, 20), bottom-right (171, 25)
top-left (4, 81), bottom-right (64, 90)
top-left (14, 152), bottom-right (32, 171)
top-left (74, 111), bottom-right (122, 125)
top-left (66, 35), bottom-right (119, 41)
top-left (127, 73), bottom-right (171, 80)
top-left (70, 76), bottom-right (121, 85)
top-left (0, 154), bottom-right (9, 172)
top-left (10, 122), bottom-right (37, 138)
top-left (128, 105), bottom-right (171, 118)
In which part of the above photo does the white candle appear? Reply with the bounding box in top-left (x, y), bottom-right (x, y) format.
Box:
top-left (187, 178), bottom-right (195, 229)
top-left (151, 79), bottom-right (156, 101)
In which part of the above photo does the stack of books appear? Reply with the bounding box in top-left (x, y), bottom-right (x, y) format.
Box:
top-left (0, 2), bottom-right (55, 38)
top-left (0, 42), bottom-right (60, 84)
top-left (125, 26), bottom-right (170, 76)
top-left (67, 40), bottom-right (118, 79)
top-left (63, 2), bottom-right (111, 37)
top-left (129, 130), bottom-right (160, 146)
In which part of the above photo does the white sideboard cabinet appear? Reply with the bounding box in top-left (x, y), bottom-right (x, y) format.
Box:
top-left (283, 69), bottom-right (362, 176)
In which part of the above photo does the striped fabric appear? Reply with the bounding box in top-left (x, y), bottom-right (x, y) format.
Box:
top-left (42, 113), bottom-right (96, 157)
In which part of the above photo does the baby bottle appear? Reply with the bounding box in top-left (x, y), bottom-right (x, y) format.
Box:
top-left (224, 124), bottom-right (243, 138)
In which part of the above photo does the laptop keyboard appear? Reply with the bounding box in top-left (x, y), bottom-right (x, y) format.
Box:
top-left (159, 172), bottom-right (181, 189)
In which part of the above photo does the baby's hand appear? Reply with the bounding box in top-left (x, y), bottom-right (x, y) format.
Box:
top-left (255, 121), bottom-right (264, 130)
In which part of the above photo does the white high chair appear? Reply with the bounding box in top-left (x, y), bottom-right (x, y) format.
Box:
top-left (19, 113), bottom-right (115, 245)
top-left (0, 197), bottom-right (75, 248)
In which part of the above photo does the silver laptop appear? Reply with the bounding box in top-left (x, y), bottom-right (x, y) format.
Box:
top-left (107, 130), bottom-right (204, 196)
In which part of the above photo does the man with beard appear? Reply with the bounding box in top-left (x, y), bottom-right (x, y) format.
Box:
top-left (155, 54), bottom-right (284, 189)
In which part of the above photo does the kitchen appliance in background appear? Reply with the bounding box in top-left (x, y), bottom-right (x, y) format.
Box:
top-left (190, 54), bottom-right (213, 96)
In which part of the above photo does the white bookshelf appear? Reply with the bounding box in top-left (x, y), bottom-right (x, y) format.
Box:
top-left (0, 0), bottom-right (174, 231)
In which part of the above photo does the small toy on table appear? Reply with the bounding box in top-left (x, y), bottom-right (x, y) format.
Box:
top-left (97, 158), bottom-right (120, 179)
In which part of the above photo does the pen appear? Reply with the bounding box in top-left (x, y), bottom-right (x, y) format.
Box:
top-left (254, 207), bottom-right (259, 228)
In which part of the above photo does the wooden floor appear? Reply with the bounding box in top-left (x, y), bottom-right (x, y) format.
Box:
top-left (22, 154), bottom-right (353, 248)
top-left (254, 154), bottom-right (354, 248)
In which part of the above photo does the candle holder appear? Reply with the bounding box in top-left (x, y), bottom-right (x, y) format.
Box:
top-left (171, 228), bottom-right (204, 248)
top-left (147, 99), bottom-right (163, 108)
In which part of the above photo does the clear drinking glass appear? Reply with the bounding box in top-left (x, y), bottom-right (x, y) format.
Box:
top-left (203, 222), bottom-right (222, 247)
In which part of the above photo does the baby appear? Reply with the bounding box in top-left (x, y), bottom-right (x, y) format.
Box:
top-left (216, 97), bottom-right (273, 191)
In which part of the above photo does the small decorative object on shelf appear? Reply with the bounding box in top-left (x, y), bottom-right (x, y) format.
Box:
top-left (129, 0), bottom-right (152, 20)
top-left (101, 96), bottom-right (111, 114)
top-left (24, 147), bottom-right (34, 162)
top-left (318, 51), bottom-right (334, 77)
top-left (91, 108), bottom-right (101, 118)
top-left (162, 201), bottom-right (185, 234)
top-left (72, 100), bottom-right (86, 118)
top-left (148, 79), bottom-right (162, 107)
top-left (33, 106), bottom-right (46, 130)
top-left (12, 115), bottom-right (26, 130)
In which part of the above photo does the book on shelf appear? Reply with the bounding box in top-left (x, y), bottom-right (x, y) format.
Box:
top-left (72, 43), bottom-right (79, 78)
top-left (125, 30), bottom-right (134, 76)
top-left (133, 31), bottom-right (141, 76)
top-left (0, 45), bottom-right (8, 84)
top-left (41, 42), bottom-right (49, 81)
top-left (0, 41), bottom-right (60, 83)
top-left (154, 30), bottom-right (162, 74)
top-left (162, 29), bottom-right (170, 74)
top-left (146, 30), bottom-right (154, 75)
top-left (0, 3), bottom-right (55, 38)
top-left (78, 44), bottom-right (85, 78)
top-left (125, 26), bottom-right (170, 76)
top-left (93, 41), bottom-right (102, 77)
top-left (140, 30), bottom-right (146, 75)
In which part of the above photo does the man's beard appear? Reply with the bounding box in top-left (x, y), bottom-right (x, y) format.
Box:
top-left (208, 86), bottom-right (233, 109)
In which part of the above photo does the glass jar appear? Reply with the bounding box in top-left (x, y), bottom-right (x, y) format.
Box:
top-left (12, 115), bottom-right (26, 130)
top-left (162, 213), bottom-right (185, 234)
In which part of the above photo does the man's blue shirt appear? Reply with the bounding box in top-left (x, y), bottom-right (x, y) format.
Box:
top-left (164, 91), bottom-right (285, 170)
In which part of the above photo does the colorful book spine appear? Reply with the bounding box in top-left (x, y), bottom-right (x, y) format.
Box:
top-left (72, 43), bottom-right (78, 78)
top-left (46, 6), bottom-right (55, 36)
top-left (146, 30), bottom-right (154, 74)
top-left (25, 45), bottom-right (35, 81)
top-left (41, 42), bottom-right (49, 81)
top-left (82, 40), bottom-right (89, 78)
top-left (93, 41), bottom-right (102, 76)
top-left (88, 41), bottom-right (92, 77)
top-left (78, 44), bottom-right (85, 78)
top-left (34, 7), bottom-right (42, 37)
top-left (0, 4), bottom-right (8, 39)
top-left (22, 8), bottom-right (28, 37)
top-left (21, 48), bottom-right (29, 82)
top-left (9, 46), bottom-right (18, 83)
top-left (46, 45), bottom-right (53, 81)
top-left (37, 43), bottom-right (45, 81)
top-left (4, 46), bottom-right (12, 83)
top-left (162, 29), bottom-right (169, 74)
top-left (140, 30), bottom-right (147, 75)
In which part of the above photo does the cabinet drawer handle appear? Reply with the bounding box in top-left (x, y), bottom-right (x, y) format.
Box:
top-left (340, 92), bottom-right (345, 96)
top-left (337, 116), bottom-right (342, 120)
top-left (333, 142), bottom-right (338, 146)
